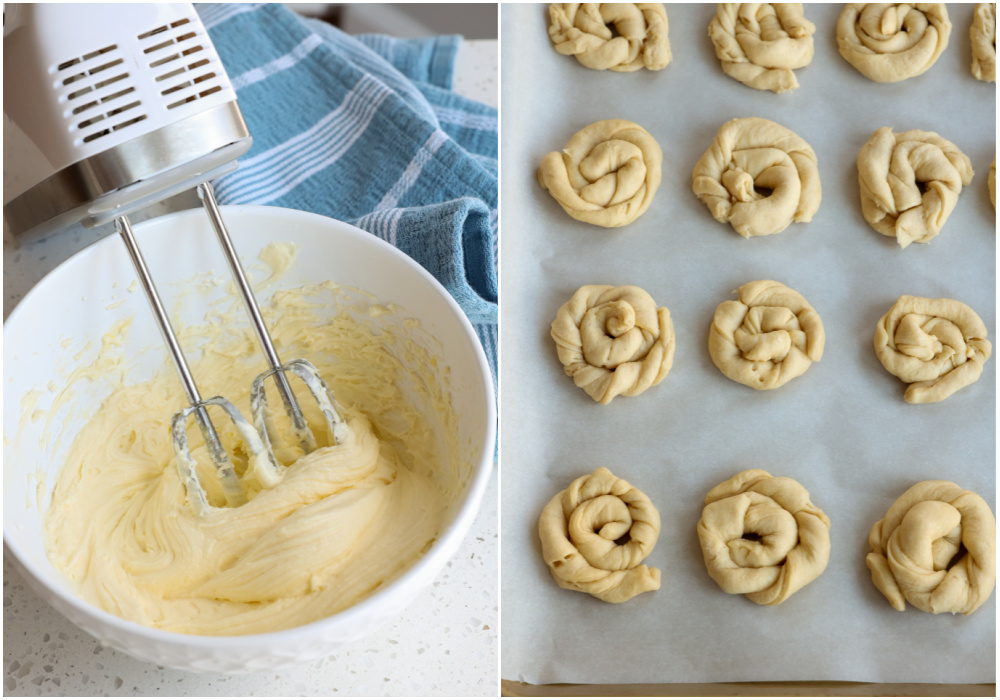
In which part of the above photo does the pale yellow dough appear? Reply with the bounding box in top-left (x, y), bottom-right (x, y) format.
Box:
top-left (990, 158), bottom-right (996, 210)
top-left (539, 467), bottom-right (661, 603)
top-left (538, 119), bottom-right (662, 228)
top-left (867, 480), bottom-right (996, 615)
top-left (970, 3), bottom-right (996, 82)
top-left (547, 3), bottom-right (671, 72)
top-left (857, 127), bottom-right (973, 248)
top-left (551, 284), bottom-right (675, 404)
top-left (837, 3), bottom-right (951, 83)
top-left (697, 469), bottom-right (830, 605)
top-left (708, 280), bottom-right (824, 390)
top-left (692, 117), bottom-right (821, 238)
top-left (709, 4), bottom-right (815, 93)
top-left (44, 274), bottom-right (458, 636)
top-left (873, 295), bottom-right (992, 404)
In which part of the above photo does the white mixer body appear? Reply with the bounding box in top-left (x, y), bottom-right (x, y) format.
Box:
top-left (4, 3), bottom-right (252, 239)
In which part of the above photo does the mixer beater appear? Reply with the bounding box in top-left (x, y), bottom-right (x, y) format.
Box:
top-left (4, 3), bottom-right (348, 514)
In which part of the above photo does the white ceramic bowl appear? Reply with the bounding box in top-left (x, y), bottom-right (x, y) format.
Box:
top-left (3, 206), bottom-right (495, 673)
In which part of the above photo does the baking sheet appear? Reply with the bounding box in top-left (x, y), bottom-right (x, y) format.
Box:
top-left (499, 3), bottom-right (996, 687)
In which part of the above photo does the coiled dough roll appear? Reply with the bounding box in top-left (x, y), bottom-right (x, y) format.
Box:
top-left (697, 469), bottom-right (831, 605)
top-left (858, 127), bottom-right (973, 249)
top-left (539, 119), bottom-right (662, 228)
top-left (547, 3), bottom-right (671, 72)
top-left (867, 480), bottom-right (996, 615)
top-left (539, 467), bottom-right (661, 603)
top-left (970, 3), bottom-right (996, 82)
top-left (709, 3), bottom-right (816, 93)
top-left (551, 284), bottom-right (675, 404)
top-left (873, 295), bottom-right (992, 404)
top-left (837, 3), bottom-right (952, 82)
top-left (709, 280), bottom-right (824, 390)
top-left (692, 117), bottom-right (821, 238)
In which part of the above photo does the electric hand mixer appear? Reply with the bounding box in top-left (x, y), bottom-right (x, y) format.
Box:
top-left (4, 3), bottom-right (349, 514)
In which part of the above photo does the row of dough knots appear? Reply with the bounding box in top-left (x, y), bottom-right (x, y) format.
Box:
top-left (551, 284), bottom-right (675, 404)
top-left (547, 3), bottom-right (671, 72)
top-left (692, 117), bottom-right (821, 238)
top-left (709, 280), bottom-right (824, 390)
top-left (858, 127), bottom-right (973, 249)
top-left (867, 480), bottom-right (996, 614)
top-left (837, 3), bottom-right (952, 82)
top-left (709, 3), bottom-right (816, 93)
top-left (873, 295), bottom-right (992, 404)
top-left (697, 469), bottom-right (831, 605)
top-left (538, 119), bottom-right (662, 228)
top-left (538, 467), bottom-right (662, 603)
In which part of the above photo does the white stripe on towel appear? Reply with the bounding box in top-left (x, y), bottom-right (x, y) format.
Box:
top-left (218, 77), bottom-right (390, 204)
top-left (231, 34), bottom-right (325, 91)
top-left (376, 129), bottom-right (449, 211)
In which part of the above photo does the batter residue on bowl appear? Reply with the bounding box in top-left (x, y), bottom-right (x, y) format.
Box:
top-left (43, 245), bottom-right (462, 635)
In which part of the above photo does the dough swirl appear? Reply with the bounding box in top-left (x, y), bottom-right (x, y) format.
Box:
top-left (873, 295), bottom-right (992, 404)
top-left (697, 469), bottom-right (831, 606)
top-left (539, 467), bottom-right (661, 603)
top-left (867, 480), bottom-right (996, 615)
top-left (970, 3), bottom-right (996, 82)
top-left (692, 117), bottom-right (821, 238)
top-left (837, 4), bottom-right (951, 83)
top-left (709, 280), bottom-right (824, 390)
top-left (857, 127), bottom-right (973, 248)
top-left (551, 284), bottom-right (675, 404)
top-left (547, 3), bottom-right (671, 72)
top-left (709, 4), bottom-right (816, 93)
top-left (538, 119), bottom-right (662, 228)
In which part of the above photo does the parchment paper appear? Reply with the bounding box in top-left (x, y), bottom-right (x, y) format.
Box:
top-left (499, 3), bottom-right (996, 686)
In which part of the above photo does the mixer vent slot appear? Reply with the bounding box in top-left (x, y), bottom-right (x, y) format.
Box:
top-left (137, 17), bottom-right (225, 111)
top-left (55, 43), bottom-right (147, 145)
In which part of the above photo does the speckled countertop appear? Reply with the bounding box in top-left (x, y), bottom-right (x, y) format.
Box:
top-left (3, 38), bottom-right (498, 697)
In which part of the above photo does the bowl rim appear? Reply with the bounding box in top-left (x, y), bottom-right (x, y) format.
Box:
top-left (3, 204), bottom-right (496, 647)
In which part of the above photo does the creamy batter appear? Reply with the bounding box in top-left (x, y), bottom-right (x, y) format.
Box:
top-left (43, 248), bottom-right (461, 636)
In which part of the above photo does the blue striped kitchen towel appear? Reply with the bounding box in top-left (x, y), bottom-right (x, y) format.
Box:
top-left (196, 3), bottom-right (498, 400)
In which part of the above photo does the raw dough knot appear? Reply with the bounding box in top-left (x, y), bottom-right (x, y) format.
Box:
top-left (837, 3), bottom-right (952, 82)
top-left (970, 3), bottom-right (996, 82)
top-left (551, 284), bottom-right (675, 404)
top-left (709, 280), bottom-right (824, 390)
top-left (697, 469), bottom-right (831, 605)
top-left (692, 117), bottom-right (821, 238)
top-left (867, 480), bottom-right (996, 614)
top-left (547, 3), bottom-right (671, 72)
top-left (538, 119), bottom-right (662, 228)
top-left (873, 295), bottom-right (991, 403)
top-left (539, 467), bottom-right (661, 603)
top-left (858, 127), bottom-right (973, 248)
top-left (709, 3), bottom-right (816, 93)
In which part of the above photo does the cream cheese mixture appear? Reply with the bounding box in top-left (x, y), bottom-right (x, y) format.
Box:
top-left (43, 244), bottom-right (461, 636)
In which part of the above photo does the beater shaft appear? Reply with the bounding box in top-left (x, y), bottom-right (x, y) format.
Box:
top-left (115, 215), bottom-right (245, 508)
top-left (197, 182), bottom-right (317, 454)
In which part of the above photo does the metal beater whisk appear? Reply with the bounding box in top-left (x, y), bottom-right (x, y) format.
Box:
top-left (116, 186), bottom-right (349, 516)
